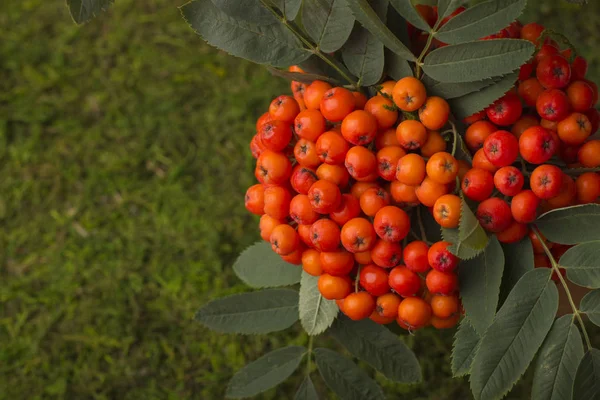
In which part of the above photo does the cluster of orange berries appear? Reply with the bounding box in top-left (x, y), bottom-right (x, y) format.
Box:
top-left (246, 71), bottom-right (468, 330)
top-left (454, 21), bottom-right (600, 279)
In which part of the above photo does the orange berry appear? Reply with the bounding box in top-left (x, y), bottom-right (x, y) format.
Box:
top-left (396, 153), bottom-right (426, 185)
top-left (396, 120), bottom-right (428, 150)
top-left (270, 224), bottom-right (299, 255)
top-left (341, 217), bottom-right (377, 253)
top-left (302, 249), bottom-right (323, 276)
top-left (415, 177), bottom-right (448, 207)
top-left (433, 194), bottom-right (462, 229)
top-left (376, 293), bottom-right (402, 318)
top-left (342, 292), bottom-right (376, 320)
top-left (419, 96), bottom-right (450, 130)
top-left (320, 87), bottom-right (356, 122)
top-left (341, 110), bottom-right (378, 146)
top-left (420, 131), bottom-right (447, 157)
top-left (318, 274), bottom-right (352, 300)
top-left (430, 295), bottom-right (460, 318)
top-left (426, 152), bottom-right (459, 184)
top-left (304, 81), bottom-right (333, 110)
top-left (397, 297), bottom-right (432, 329)
top-left (360, 187), bottom-right (391, 217)
top-left (364, 96), bottom-right (398, 129)
top-left (392, 77), bottom-right (427, 112)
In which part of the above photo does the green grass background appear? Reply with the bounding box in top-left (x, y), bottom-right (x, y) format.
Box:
top-left (1, 0), bottom-right (599, 399)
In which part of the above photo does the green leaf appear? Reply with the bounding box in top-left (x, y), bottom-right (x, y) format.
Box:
top-left (573, 349), bottom-right (600, 400)
top-left (580, 289), bottom-right (600, 327)
top-left (314, 348), bottom-right (385, 400)
top-left (233, 242), bottom-right (302, 288)
top-left (451, 318), bottom-right (481, 377)
top-left (181, 0), bottom-right (311, 67)
top-left (436, 0), bottom-right (527, 45)
top-left (226, 346), bottom-right (307, 398)
top-left (389, 0), bottom-right (430, 32)
top-left (459, 236), bottom-right (504, 335)
top-left (442, 228), bottom-right (484, 260)
top-left (267, 67), bottom-right (342, 85)
top-left (210, 0), bottom-right (275, 24)
top-left (295, 376), bottom-right (319, 400)
top-left (470, 269), bottom-right (559, 400)
top-left (449, 71), bottom-right (519, 119)
top-left (500, 238), bottom-right (534, 305)
top-left (299, 272), bottom-right (339, 335)
top-left (560, 241), bottom-right (600, 289)
top-left (330, 316), bottom-right (422, 383)
top-left (436, 0), bottom-right (464, 21)
top-left (342, 24), bottom-right (385, 86)
top-left (532, 315), bottom-right (584, 400)
top-left (271, 0), bottom-right (302, 20)
top-left (67, 0), bottom-right (114, 24)
top-left (302, 0), bottom-right (355, 53)
top-left (195, 288), bottom-right (299, 334)
top-left (458, 195), bottom-right (488, 250)
top-left (385, 49), bottom-right (414, 80)
top-left (300, 55), bottom-right (355, 83)
top-left (536, 204), bottom-right (600, 245)
top-left (422, 39), bottom-right (534, 83)
top-left (422, 75), bottom-right (497, 99)
top-left (345, 0), bottom-right (417, 61)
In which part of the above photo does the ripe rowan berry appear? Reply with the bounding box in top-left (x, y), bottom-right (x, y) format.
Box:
top-left (308, 180), bottom-right (342, 214)
top-left (430, 295), bottom-right (460, 318)
top-left (496, 221), bottom-right (529, 244)
top-left (426, 269), bottom-right (458, 295)
top-left (364, 96), bottom-right (398, 129)
top-left (316, 164), bottom-right (349, 188)
top-left (270, 224), bottom-right (299, 255)
top-left (536, 55), bottom-right (571, 89)
top-left (576, 172), bottom-right (600, 204)
top-left (419, 96), bottom-right (450, 130)
top-left (578, 140), bottom-right (600, 167)
top-left (518, 78), bottom-right (545, 107)
top-left (483, 130), bottom-right (519, 167)
top-left (256, 150), bottom-right (292, 185)
top-left (359, 187), bottom-right (390, 217)
top-left (403, 241), bottom-right (430, 273)
top-left (392, 77), bottom-right (427, 112)
top-left (318, 274), bottom-right (352, 300)
top-left (343, 292), bottom-right (376, 321)
top-left (519, 61), bottom-right (535, 81)
top-left (281, 244), bottom-right (305, 265)
top-left (390, 181), bottom-right (420, 206)
top-left (476, 197), bottom-right (513, 233)
top-left (294, 109), bottom-right (326, 141)
top-left (256, 111), bottom-right (273, 131)
top-left (518, 125), bottom-right (557, 164)
top-left (304, 81), bottom-right (333, 110)
top-left (463, 110), bottom-right (485, 125)
top-left (536, 89), bottom-right (570, 122)
top-left (530, 164), bottom-right (563, 199)
top-left (329, 194), bottom-right (361, 226)
top-left (320, 87), bottom-right (356, 122)
top-left (388, 266), bottom-right (421, 297)
top-left (302, 249), bottom-right (323, 276)
top-left (344, 146), bottom-right (377, 182)
top-left (371, 239), bottom-right (403, 268)
top-left (294, 139), bottom-right (321, 168)
top-left (375, 128), bottom-right (401, 149)
top-left (430, 314), bottom-right (460, 329)
top-left (259, 120), bottom-right (293, 152)
top-left (433, 194), bottom-right (461, 229)
top-left (290, 194), bottom-right (320, 225)
top-left (567, 81), bottom-right (595, 112)
top-left (350, 181), bottom-right (379, 199)
top-left (557, 112), bottom-right (592, 145)
top-left (359, 264), bottom-right (390, 296)
top-left (369, 311), bottom-right (396, 325)
top-left (415, 177), bottom-right (448, 207)
top-left (533, 43), bottom-right (559, 65)
top-left (376, 146), bottom-right (406, 181)
top-left (298, 224), bottom-right (313, 247)
top-left (486, 92), bottom-right (522, 126)
top-left (341, 110), bottom-right (378, 145)
top-left (511, 190), bottom-right (540, 223)
top-left (310, 219), bottom-right (341, 252)
top-left (376, 293), bottom-right (402, 318)
top-left (544, 173), bottom-right (576, 210)
top-left (426, 152), bottom-right (459, 184)
top-left (572, 56), bottom-right (589, 81)
top-left (250, 133), bottom-right (267, 159)
top-left (259, 214), bottom-right (284, 242)
top-left (472, 148), bottom-right (499, 173)
top-left (420, 131), bottom-right (447, 157)
top-left (494, 166), bottom-right (524, 196)
top-left (373, 206), bottom-right (410, 242)
top-left (396, 153), bottom-right (427, 186)
top-left (290, 166), bottom-right (318, 195)
top-left (428, 241), bottom-right (459, 273)
top-left (378, 80), bottom-right (397, 98)
top-left (465, 120), bottom-right (497, 152)
top-left (245, 184), bottom-right (265, 215)
top-left (520, 22), bottom-right (545, 43)
top-left (320, 250), bottom-right (355, 276)
top-left (315, 131), bottom-right (350, 165)
top-left (397, 297), bottom-right (432, 329)
top-left (396, 120), bottom-right (428, 150)
top-left (269, 95), bottom-right (300, 123)
top-left (341, 217), bottom-right (377, 253)
top-left (462, 168), bottom-right (494, 202)
top-left (352, 91), bottom-right (368, 109)
top-left (263, 185), bottom-right (292, 220)
top-left (511, 115), bottom-right (540, 138)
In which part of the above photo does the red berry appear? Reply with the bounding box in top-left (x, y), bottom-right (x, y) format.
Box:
top-left (493, 166), bottom-right (524, 196)
top-left (427, 241), bottom-right (459, 273)
top-left (359, 264), bottom-right (390, 296)
top-left (483, 130), bottom-right (519, 167)
top-left (403, 241), bottom-right (430, 273)
top-left (536, 89), bottom-right (570, 122)
top-left (536, 55), bottom-right (571, 89)
top-left (461, 168), bottom-right (494, 202)
top-left (511, 190), bottom-right (541, 223)
top-left (486, 92), bottom-right (523, 126)
top-left (426, 270), bottom-right (458, 295)
top-left (476, 197), bottom-right (513, 233)
top-left (530, 164), bottom-right (563, 199)
top-left (518, 125), bottom-right (557, 164)
top-left (388, 266), bottom-right (421, 297)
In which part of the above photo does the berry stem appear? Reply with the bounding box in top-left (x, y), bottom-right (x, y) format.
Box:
top-left (449, 121), bottom-right (458, 157)
top-left (417, 206), bottom-right (429, 243)
top-left (259, 1), bottom-right (359, 89)
top-left (532, 226), bottom-right (593, 351)
top-left (355, 265), bottom-right (362, 292)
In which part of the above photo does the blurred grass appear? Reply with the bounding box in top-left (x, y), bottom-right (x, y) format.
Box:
top-left (0, 0), bottom-right (598, 399)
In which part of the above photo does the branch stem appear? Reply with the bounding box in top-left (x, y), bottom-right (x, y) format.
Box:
top-left (532, 226), bottom-right (593, 351)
